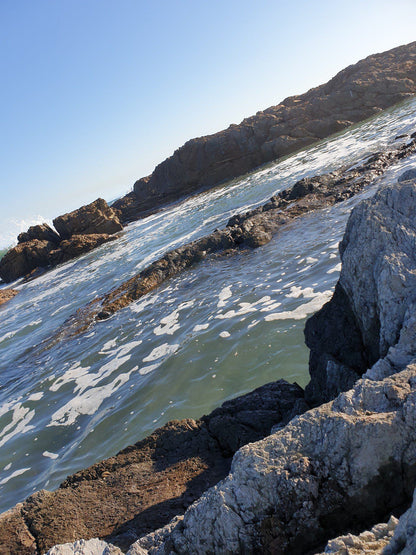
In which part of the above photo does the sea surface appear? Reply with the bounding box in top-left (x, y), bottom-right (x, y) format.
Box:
top-left (0, 98), bottom-right (416, 512)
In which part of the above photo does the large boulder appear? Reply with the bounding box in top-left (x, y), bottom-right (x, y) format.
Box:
top-left (53, 199), bottom-right (123, 240)
top-left (17, 224), bottom-right (61, 245)
top-left (305, 177), bottom-right (416, 405)
top-left (58, 234), bottom-right (117, 262)
top-left (0, 288), bottom-right (18, 306)
top-left (0, 240), bottom-right (58, 283)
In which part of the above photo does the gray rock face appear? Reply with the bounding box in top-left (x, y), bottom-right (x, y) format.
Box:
top-left (397, 167), bottom-right (416, 182)
top-left (384, 489), bottom-right (416, 554)
top-left (305, 178), bottom-right (416, 405)
top-left (45, 538), bottom-right (123, 555)
top-left (132, 363), bottom-right (416, 554)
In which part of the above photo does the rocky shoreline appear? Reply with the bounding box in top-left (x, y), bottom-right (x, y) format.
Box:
top-left (45, 134), bottom-right (416, 346)
top-left (2, 166), bottom-right (416, 554)
top-left (1, 42), bottom-right (415, 286)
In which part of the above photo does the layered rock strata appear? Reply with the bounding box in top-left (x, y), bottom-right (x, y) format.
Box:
top-left (0, 199), bottom-right (122, 283)
top-left (114, 41), bottom-right (416, 223)
top-left (50, 137), bottom-right (416, 343)
top-left (0, 381), bottom-right (305, 554)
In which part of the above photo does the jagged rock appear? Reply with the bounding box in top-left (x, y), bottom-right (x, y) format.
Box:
top-left (384, 488), bottom-right (416, 554)
top-left (113, 42), bottom-right (416, 220)
top-left (0, 288), bottom-right (18, 306)
top-left (305, 178), bottom-right (416, 405)
top-left (133, 363), bottom-right (416, 554)
top-left (18, 224), bottom-right (61, 245)
top-left (317, 515), bottom-right (398, 554)
top-left (58, 234), bottom-right (117, 262)
top-left (111, 192), bottom-right (144, 224)
top-left (53, 199), bottom-right (123, 240)
top-left (0, 380), bottom-right (304, 554)
top-left (0, 240), bottom-right (58, 283)
top-left (45, 538), bottom-right (123, 555)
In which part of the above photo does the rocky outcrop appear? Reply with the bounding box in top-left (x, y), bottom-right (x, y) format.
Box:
top-left (113, 41), bottom-right (416, 222)
top-left (17, 224), bottom-right (61, 245)
top-left (0, 288), bottom-right (18, 306)
top-left (305, 170), bottom-right (416, 405)
top-left (49, 138), bottom-right (416, 343)
top-left (0, 381), bottom-right (304, 554)
top-left (0, 199), bottom-right (123, 283)
top-left (53, 199), bottom-right (123, 240)
top-left (132, 362), bottom-right (416, 554)
top-left (46, 538), bottom-right (123, 555)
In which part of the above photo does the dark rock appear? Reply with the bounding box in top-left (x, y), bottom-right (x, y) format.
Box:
top-left (304, 283), bottom-right (365, 406)
top-left (53, 198), bottom-right (123, 240)
top-left (111, 192), bottom-right (143, 224)
top-left (0, 380), bottom-right (305, 553)
top-left (394, 133), bottom-right (408, 140)
top-left (17, 224), bottom-right (61, 245)
top-left (0, 288), bottom-right (18, 306)
top-left (398, 167), bottom-right (416, 182)
top-left (0, 240), bottom-right (57, 283)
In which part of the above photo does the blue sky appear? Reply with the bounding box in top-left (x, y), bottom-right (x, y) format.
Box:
top-left (1, 0), bottom-right (415, 247)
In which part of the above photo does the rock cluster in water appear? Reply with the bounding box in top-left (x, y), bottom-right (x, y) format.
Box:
top-left (49, 136), bottom-right (416, 343)
top-left (2, 42), bottom-right (416, 284)
top-left (0, 199), bottom-right (122, 283)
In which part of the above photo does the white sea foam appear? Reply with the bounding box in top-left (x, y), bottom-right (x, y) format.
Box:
top-left (139, 363), bottom-right (160, 375)
top-left (48, 372), bottom-right (131, 427)
top-left (193, 323), bottom-right (209, 332)
top-left (286, 286), bottom-right (315, 299)
top-left (27, 392), bottom-right (44, 402)
top-left (43, 451), bottom-right (59, 460)
top-left (217, 286), bottom-right (232, 307)
top-left (219, 331), bottom-right (231, 338)
top-left (143, 343), bottom-right (179, 363)
top-left (264, 290), bottom-right (333, 321)
top-left (327, 263), bottom-right (342, 274)
top-left (0, 467), bottom-right (31, 485)
top-left (0, 403), bottom-right (35, 448)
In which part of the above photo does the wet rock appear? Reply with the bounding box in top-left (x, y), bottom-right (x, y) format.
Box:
top-left (111, 192), bottom-right (143, 224)
top-left (0, 380), bottom-right (304, 553)
top-left (59, 234), bottom-right (118, 262)
top-left (305, 178), bottom-right (416, 405)
top-left (18, 224), bottom-right (61, 245)
top-left (53, 198), bottom-right (123, 240)
top-left (0, 288), bottom-right (18, 306)
top-left (134, 363), bottom-right (416, 554)
top-left (0, 240), bottom-right (58, 283)
top-left (118, 42), bottom-right (416, 219)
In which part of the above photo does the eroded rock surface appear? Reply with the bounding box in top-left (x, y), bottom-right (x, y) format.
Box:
top-left (53, 198), bottom-right (123, 239)
top-left (133, 363), bottom-right (416, 554)
top-left (305, 171), bottom-right (416, 405)
top-left (0, 381), bottom-right (304, 554)
top-left (18, 224), bottom-right (61, 245)
top-left (114, 41), bottom-right (416, 221)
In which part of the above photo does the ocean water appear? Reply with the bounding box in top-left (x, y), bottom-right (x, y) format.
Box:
top-left (0, 98), bottom-right (416, 512)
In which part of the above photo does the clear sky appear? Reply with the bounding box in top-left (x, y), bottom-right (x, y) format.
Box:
top-left (1, 0), bottom-right (415, 247)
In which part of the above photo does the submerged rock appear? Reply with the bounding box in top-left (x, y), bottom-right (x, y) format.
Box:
top-left (53, 198), bottom-right (123, 239)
